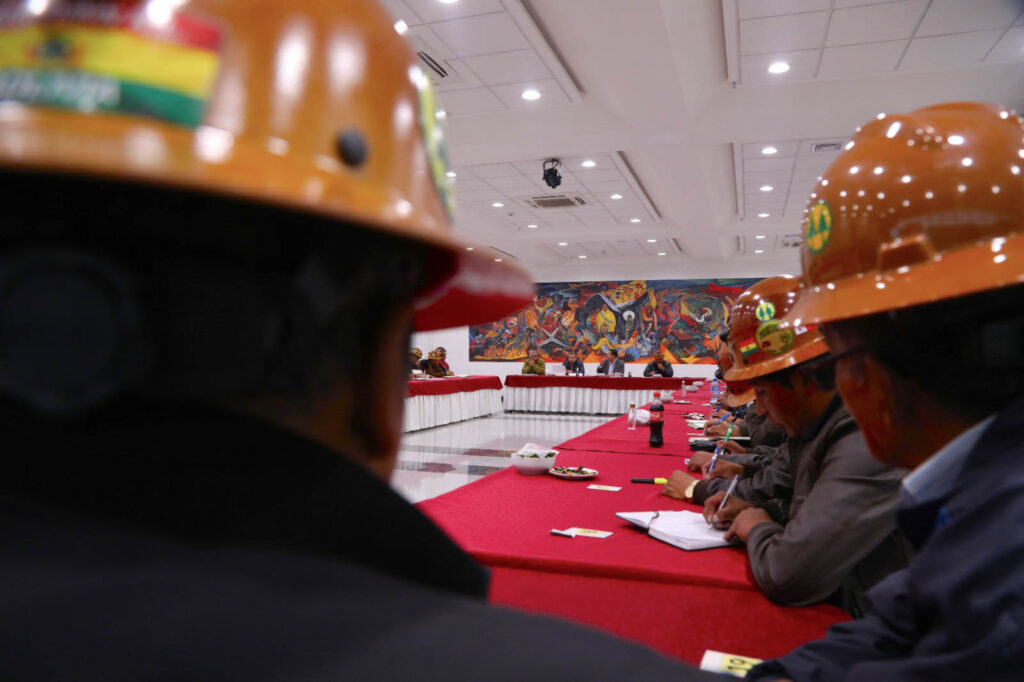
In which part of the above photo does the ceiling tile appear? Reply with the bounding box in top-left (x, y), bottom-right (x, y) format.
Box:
top-left (563, 155), bottom-right (619, 171)
top-left (468, 162), bottom-right (522, 178)
top-left (985, 25), bottom-right (1024, 62)
top-left (795, 154), bottom-right (838, 169)
top-left (740, 49), bottom-right (819, 84)
top-left (378, 0), bottom-right (423, 25)
top-left (744, 170), bottom-right (793, 185)
top-left (460, 190), bottom-right (508, 201)
top-left (439, 87), bottom-right (506, 115)
top-left (834, 0), bottom-right (896, 7)
top-left (485, 175), bottom-right (537, 190)
top-left (610, 240), bottom-right (648, 258)
top-left (738, 0), bottom-right (831, 20)
top-left (827, 0), bottom-right (928, 46)
top-left (1017, 10), bottom-right (1024, 25)
top-left (818, 39), bottom-right (906, 77)
top-left (744, 157), bottom-right (797, 172)
top-left (900, 30), bottom-right (1004, 71)
top-left (742, 140), bottom-right (800, 158)
top-left (597, 193), bottom-right (638, 207)
top-left (433, 59), bottom-right (485, 91)
top-left (430, 13), bottom-right (530, 57)
top-left (490, 79), bottom-right (572, 108)
top-left (453, 178), bottom-right (491, 192)
top-left (793, 168), bottom-right (826, 182)
top-left (744, 185), bottom-right (784, 198)
top-left (402, 0), bottom-right (504, 23)
top-left (581, 179), bottom-right (632, 193)
top-left (739, 11), bottom-right (829, 55)
top-left (916, 0), bottom-right (1021, 37)
top-left (463, 49), bottom-right (552, 85)
top-left (571, 169), bottom-right (623, 183)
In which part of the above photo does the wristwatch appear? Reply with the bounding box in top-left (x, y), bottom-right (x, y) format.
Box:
top-left (684, 480), bottom-right (698, 501)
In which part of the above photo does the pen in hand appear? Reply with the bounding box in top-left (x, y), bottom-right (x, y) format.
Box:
top-left (709, 475), bottom-right (741, 528)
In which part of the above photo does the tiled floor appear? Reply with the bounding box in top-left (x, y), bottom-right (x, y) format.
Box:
top-left (391, 411), bottom-right (611, 503)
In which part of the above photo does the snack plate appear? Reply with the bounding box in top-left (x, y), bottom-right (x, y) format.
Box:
top-left (548, 467), bottom-right (599, 480)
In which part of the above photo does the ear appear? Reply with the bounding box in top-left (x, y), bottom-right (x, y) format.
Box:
top-left (351, 307), bottom-right (414, 479)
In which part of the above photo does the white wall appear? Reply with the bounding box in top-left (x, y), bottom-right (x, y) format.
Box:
top-left (411, 326), bottom-right (716, 382)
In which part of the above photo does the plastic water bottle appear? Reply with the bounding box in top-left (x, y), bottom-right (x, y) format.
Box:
top-left (627, 403), bottom-right (637, 431)
top-left (710, 377), bottom-right (720, 399)
top-left (649, 392), bottom-right (664, 447)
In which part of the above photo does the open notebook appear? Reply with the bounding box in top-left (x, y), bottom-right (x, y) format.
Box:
top-left (616, 510), bottom-right (732, 551)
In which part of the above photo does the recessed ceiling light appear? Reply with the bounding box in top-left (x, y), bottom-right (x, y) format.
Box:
top-left (647, 239), bottom-right (657, 243)
top-left (767, 61), bottom-right (790, 74)
top-left (754, 249), bottom-right (765, 254)
top-left (630, 218), bottom-right (641, 223)
top-left (657, 252), bottom-right (666, 256)
top-left (558, 242), bottom-right (568, 246)
top-left (438, 0), bottom-right (459, 4)
top-left (757, 212), bottom-right (770, 218)
top-left (578, 254), bottom-right (587, 259)
top-left (610, 193), bottom-right (623, 200)
top-left (759, 185), bottom-right (773, 192)
top-left (581, 160), bottom-right (596, 168)
top-left (521, 89), bottom-right (541, 101)
top-left (465, 246), bottom-right (474, 251)
top-left (755, 235), bottom-right (766, 239)
top-left (446, 171), bottom-right (456, 178)
top-left (491, 201), bottom-right (504, 207)
top-left (527, 224), bottom-right (538, 228)
top-left (761, 146), bottom-right (778, 155)
top-left (393, 19), bottom-right (408, 35)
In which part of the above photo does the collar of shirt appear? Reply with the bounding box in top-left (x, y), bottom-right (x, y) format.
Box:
top-left (901, 413), bottom-right (997, 505)
top-left (799, 394), bottom-right (843, 443)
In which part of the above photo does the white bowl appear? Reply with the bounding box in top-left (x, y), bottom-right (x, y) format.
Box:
top-left (511, 449), bottom-right (558, 475)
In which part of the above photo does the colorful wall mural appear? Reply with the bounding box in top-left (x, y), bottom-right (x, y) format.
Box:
top-left (469, 278), bottom-right (760, 364)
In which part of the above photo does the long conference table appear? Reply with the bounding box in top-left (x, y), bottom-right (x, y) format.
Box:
top-left (418, 383), bottom-right (848, 665)
top-left (504, 374), bottom-right (702, 415)
top-left (402, 376), bottom-right (503, 432)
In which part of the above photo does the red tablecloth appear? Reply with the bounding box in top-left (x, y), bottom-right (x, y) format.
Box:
top-left (406, 375), bottom-right (502, 397)
top-left (418, 449), bottom-right (847, 663)
top-left (504, 375), bottom-right (696, 390)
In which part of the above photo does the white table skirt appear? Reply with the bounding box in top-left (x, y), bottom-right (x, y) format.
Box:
top-left (504, 386), bottom-right (665, 415)
top-left (402, 389), bottom-right (502, 432)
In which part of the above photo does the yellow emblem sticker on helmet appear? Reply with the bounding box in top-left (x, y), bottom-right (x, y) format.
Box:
top-left (0, 2), bottom-right (222, 128)
top-left (755, 301), bottom-right (776, 322)
top-left (410, 65), bottom-right (455, 219)
top-left (805, 200), bottom-right (833, 254)
top-left (755, 320), bottom-right (795, 356)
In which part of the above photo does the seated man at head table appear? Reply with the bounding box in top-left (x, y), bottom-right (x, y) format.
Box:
top-left (595, 347), bottom-right (615, 374)
top-left (408, 347), bottom-right (423, 376)
top-left (607, 348), bottom-right (627, 377)
top-left (521, 347), bottom-right (546, 375)
top-left (0, 2), bottom-right (727, 678)
top-left (748, 103), bottom-right (1024, 682)
top-left (663, 276), bottom-right (911, 616)
top-left (422, 350), bottom-right (451, 378)
top-left (643, 350), bottom-right (674, 377)
top-left (562, 350), bottom-right (584, 375)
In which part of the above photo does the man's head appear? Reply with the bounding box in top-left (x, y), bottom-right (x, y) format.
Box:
top-left (410, 348), bottom-right (423, 361)
top-left (724, 276), bottom-right (833, 437)
top-left (0, 0), bottom-right (534, 479)
top-left (654, 350), bottom-right (665, 362)
top-left (527, 348), bottom-right (539, 359)
top-left (567, 351), bottom-right (577, 361)
top-left (789, 102), bottom-right (1024, 468)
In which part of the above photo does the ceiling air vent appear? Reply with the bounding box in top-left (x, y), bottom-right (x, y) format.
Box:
top-left (812, 141), bottom-right (844, 153)
top-left (405, 36), bottom-right (467, 86)
top-left (780, 234), bottom-right (803, 249)
top-left (522, 194), bottom-right (588, 209)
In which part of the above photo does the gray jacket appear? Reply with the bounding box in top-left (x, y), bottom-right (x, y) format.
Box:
top-left (701, 398), bottom-right (911, 614)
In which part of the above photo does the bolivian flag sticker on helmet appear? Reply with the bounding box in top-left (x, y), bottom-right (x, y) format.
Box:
top-left (0, 2), bottom-right (222, 128)
top-left (805, 200), bottom-right (833, 254)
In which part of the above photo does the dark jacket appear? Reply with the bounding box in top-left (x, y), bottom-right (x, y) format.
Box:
top-left (643, 360), bottom-right (674, 377)
top-left (749, 395), bottom-right (1024, 681)
top-left (746, 411), bottom-right (787, 448)
top-left (0, 403), bottom-right (714, 681)
top-left (696, 399), bottom-right (910, 614)
top-left (562, 358), bottom-right (585, 375)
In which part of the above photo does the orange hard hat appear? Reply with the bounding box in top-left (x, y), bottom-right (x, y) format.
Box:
top-left (0, 0), bottom-right (533, 330)
top-left (723, 275), bottom-right (829, 382)
top-left (790, 102), bottom-right (1024, 327)
top-left (717, 344), bottom-right (754, 407)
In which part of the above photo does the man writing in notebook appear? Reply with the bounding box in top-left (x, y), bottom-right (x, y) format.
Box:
top-left (664, 277), bottom-right (910, 614)
top-left (748, 103), bottom-right (1024, 681)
